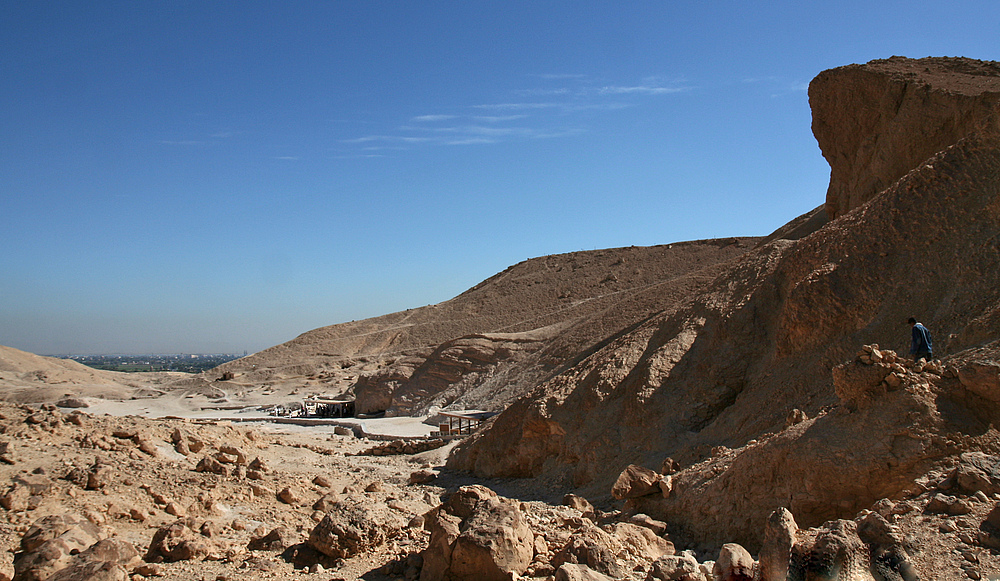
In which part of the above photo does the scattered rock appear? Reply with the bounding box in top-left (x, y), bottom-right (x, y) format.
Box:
top-left (247, 527), bottom-right (293, 552)
top-left (611, 464), bottom-right (661, 500)
top-left (194, 456), bottom-right (229, 477)
top-left (562, 494), bottom-right (595, 519)
top-left (408, 469), bottom-right (437, 485)
top-left (145, 520), bottom-right (225, 562)
top-left (277, 487), bottom-right (302, 505)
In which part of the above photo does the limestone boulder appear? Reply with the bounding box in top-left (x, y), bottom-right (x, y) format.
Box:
top-left (13, 514), bottom-right (105, 581)
top-left (562, 494), bottom-right (595, 519)
top-left (712, 543), bottom-right (754, 581)
top-left (145, 520), bottom-right (225, 562)
top-left (551, 524), bottom-right (627, 579)
top-left (248, 527), bottom-right (295, 552)
top-left (419, 485), bottom-right (533, 581)
top-left (646, 552), bottom-right (703, 581)
top-left (194, 456), bottom-right (229, 477)
top-left (958, 360), bottom-right (1000, 401)
top-left (756, 508), bottom-right (797, 581)
top-left (2, 474), bottom-right (53, 512)
top-left (308, 499), bottom-right (406, 559)
top-left (44, 539), bottom-right (142, 581)
top-left (555, 563), bottom-right (616, 581)
top-left (607, 522), bottom-right (673, 563)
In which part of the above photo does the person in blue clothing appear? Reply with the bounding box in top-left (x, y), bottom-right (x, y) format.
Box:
top-left (908, 317), bottom-right (933, 362)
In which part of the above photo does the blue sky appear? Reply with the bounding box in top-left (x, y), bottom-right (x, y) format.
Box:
top-left (2, 2), bottom-right (997, 355)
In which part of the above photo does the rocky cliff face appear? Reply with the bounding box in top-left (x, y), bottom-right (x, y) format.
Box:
top-left (811, 56), bottom-right (1000, 219)
top-left (450, 57), bottom-right (1000, 550)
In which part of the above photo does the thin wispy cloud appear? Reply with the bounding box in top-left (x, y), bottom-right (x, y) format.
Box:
top-left (332, 153), bottom-right (385, 159)
top-left (411, 114), bottom-right (458, 122)
top-left (160, 140), bottom-right (205, 146)
top-left (431, 125), bottom-right (539, 137)
top-left (596, 85), bottom-right (688, 95)
top-left (338, 74), bottom-right (689, 153)
top-left (473, 115), bottom-right (529, 122)
top-left (530, 73), bottom-right (587, 80)
top-left (447, 138), bottom-right (497, 145)
top-left (561, 102), bottom-right (634, 112)
top-left (341, 135), bottom-right (433, 144)
top-left (473, 102), bottom-right (563, 111)
top-left (274, 156), bottom-right (299, 160)
top-left (514, 88), bottom-right (571, 96)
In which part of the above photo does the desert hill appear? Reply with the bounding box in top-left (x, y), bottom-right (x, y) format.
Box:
top-left (449, 56), bottom-right (1000, 551)
top-left (209, 238), bottom-right (762, 416)
top-left (0, 345), bottom-right (184, 404)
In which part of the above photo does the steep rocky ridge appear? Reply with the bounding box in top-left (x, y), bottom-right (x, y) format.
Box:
top-left (812, 55), bottom-right (1000, 219)
top-left (450, 56), bottom-right (1000, 550)
top-left (212, 239), bottom-right (759, 416)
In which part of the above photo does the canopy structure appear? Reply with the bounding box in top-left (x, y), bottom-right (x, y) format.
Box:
top-left (303, 396), bottom-right (355, 418)
top-left (438, 410), bottom-right (496, 435)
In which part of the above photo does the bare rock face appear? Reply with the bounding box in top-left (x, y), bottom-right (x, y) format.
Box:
top-left (958, 360), bottom-right (1000, 401)
top-left (453, 69), bottom-right (1000, 552)
top-left (810, 56), bottom-right (1000, 219)
top-left (355, 334), bottom-right (544, 416)
top-left (419, 485), bottom-right (533, 581)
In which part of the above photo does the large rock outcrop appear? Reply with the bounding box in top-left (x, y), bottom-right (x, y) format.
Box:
top-left (811, 56), bottom-right (1000, 219)
top-left (354, 332), bottom-right (549, 416)
top-left (450, 58), bottom-right (1000, 551)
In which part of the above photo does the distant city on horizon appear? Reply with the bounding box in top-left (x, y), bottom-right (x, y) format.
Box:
top-left (54, 353), bottom-right (245, 374)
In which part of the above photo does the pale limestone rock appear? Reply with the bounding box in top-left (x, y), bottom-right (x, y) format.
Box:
top-left (757, 508), bottom-right (797, 581)
top-left (420, 485), bottom-right (533, 581)
top-left (713, 543), bottom-right (754, 581)
top-left (555, 563), bottom-right (616, 581)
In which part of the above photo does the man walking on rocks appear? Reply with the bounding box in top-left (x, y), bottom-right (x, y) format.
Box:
top-left (908, 317), bottom-right (933, 362)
